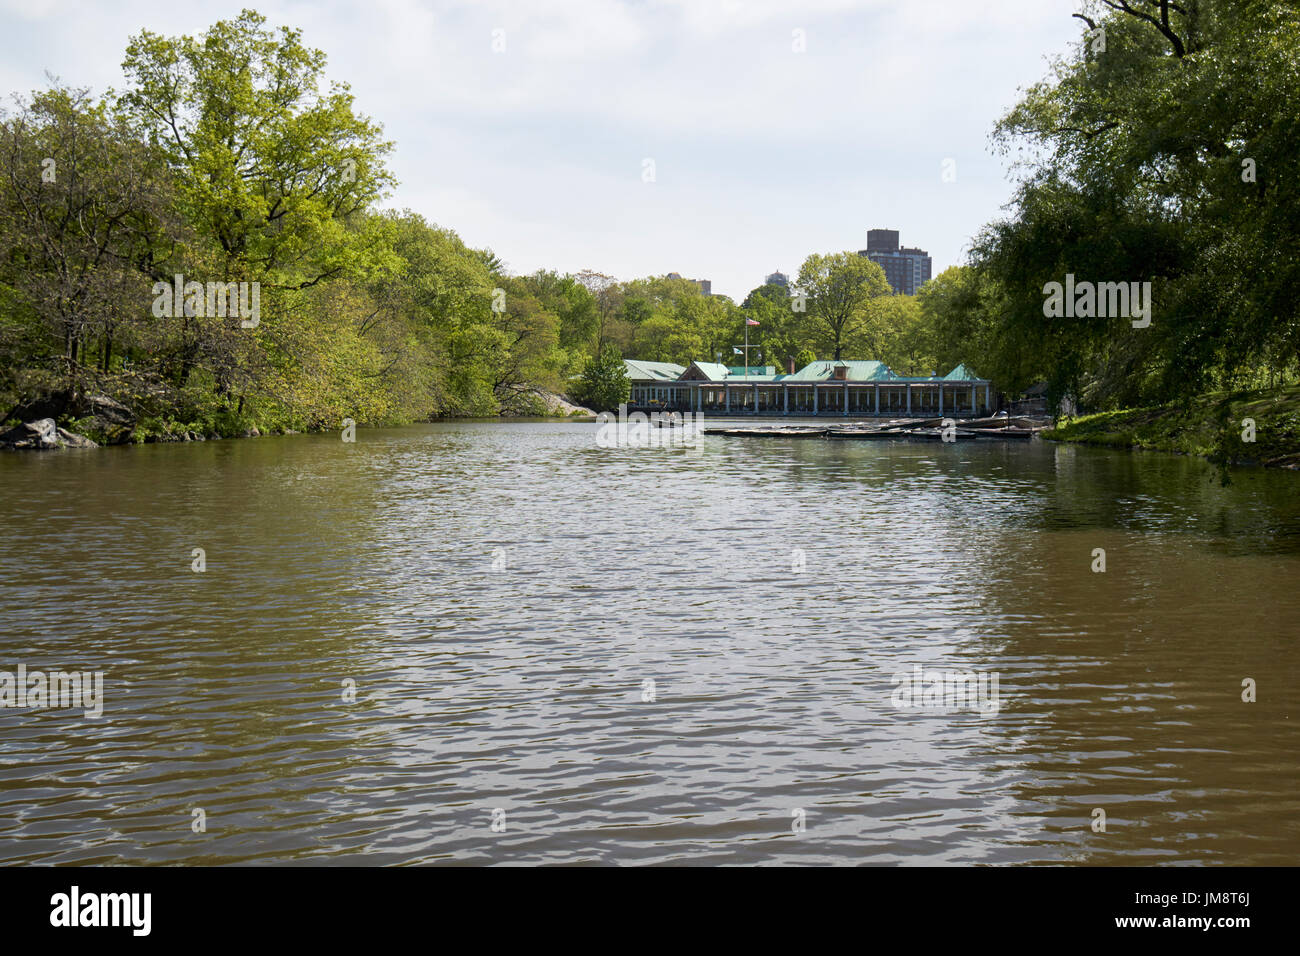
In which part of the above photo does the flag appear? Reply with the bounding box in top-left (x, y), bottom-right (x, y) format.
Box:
top-left (746, 318), bottom-right (760, 326)
top-left (733, 347), bottom-right (742, 354)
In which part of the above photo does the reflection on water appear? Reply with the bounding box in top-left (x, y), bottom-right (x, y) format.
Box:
top-left (1, 423), bottom-right (1298, 864)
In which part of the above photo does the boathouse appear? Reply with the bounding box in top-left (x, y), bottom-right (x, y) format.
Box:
top-left (625, 358), bottom-right (994, 417)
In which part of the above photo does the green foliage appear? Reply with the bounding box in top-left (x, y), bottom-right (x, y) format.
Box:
top-left (16, 2), bottom-right (1292, 441)
top-left (794, 252), bottom-right (892, 361)
top-left (872, 295), bottom-right (933, 376)
top-left (0, 11), bottom-right (587, 432)
top-left (1044, 385), bottom-right (1300, 468)
top-left (0, 11), bottom-right (1004, 434)
top-left (915, 266), bottom-right (1041, 393)
top-left (612, 276), bottom-right (738, 366)
top-left (523, 270), bottom-right (598, 350)
top-left (0, 85), bottom-right (175, 390)
top-left (743, 282), bottom-right (804, 372)
top-left (119, 10), bottom-right (394, 284)
top-left (964, 0), bottom-right (1300, 410)
top-left (571, 346), bottom-right (630, 412)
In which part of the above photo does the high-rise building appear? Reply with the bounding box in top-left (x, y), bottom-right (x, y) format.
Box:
top-left (858, 229), bottom-right (932, 295)
top-left (866, 229), bottom-right (899, 253)
top-left (667, 272), bottom-right (712, 296)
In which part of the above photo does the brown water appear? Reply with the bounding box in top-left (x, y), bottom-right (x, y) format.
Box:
top-left (1, 422), bottom-right (1298, 865)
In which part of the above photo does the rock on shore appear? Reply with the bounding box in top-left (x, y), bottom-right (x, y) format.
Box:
top-left (0, 418), bottom-right (98, 450)
top-left (3, 391), bottom-right (136, 447)
top-left (499, 385), bottom-right (595, 417)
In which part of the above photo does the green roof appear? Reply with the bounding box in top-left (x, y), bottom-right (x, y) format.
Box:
top-left (688, 361), bottom-right (731, 381)
top-left (622, 357), bottom-right (985, 385)
top-left (943, 363), bottom-right (982, 381)
top-left (783, 360), bottom-right (897, 382)
top-left (624, 359), bottom-right (686, 382)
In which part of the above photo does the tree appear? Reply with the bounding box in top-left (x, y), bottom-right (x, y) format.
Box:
top-left (873, 295), bottom-right (934, 376)
top-left (743, 281), bottom-right (804, 372)
top-left (575, 269), bottom-right (622, 351)
top-left (972, 0), bottom-right (1300, 408)
top-left (119, 10), bottom-right (394, 291)
top-left (112, 8), bottom-right (399, 420)
top-left (631, 312), bottom-right (702, 365)
top-left (487, 277), bottom-right (564, 399)
top-left (522, 270), bottom-right (597, 351)
top-left (571, 345), bottom-right (629, 411)
top-left (0, 86), bottom-right (176, 389)
top-left (794, 252), bottom-right (892, 360)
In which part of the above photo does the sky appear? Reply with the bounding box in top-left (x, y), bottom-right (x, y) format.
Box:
top-left (0, 0), bottom-right (1084, 301)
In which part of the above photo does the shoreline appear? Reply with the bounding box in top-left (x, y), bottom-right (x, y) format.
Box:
top-left (0, 414), bottom-right (602, 451)
top-left (9, 400), bottom-right (1300, 473)
top-left (1042, 385), bottom-right (1300, 471)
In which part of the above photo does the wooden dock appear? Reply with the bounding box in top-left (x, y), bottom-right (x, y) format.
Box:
top-left (706, 416), bottom-right (1044, 441)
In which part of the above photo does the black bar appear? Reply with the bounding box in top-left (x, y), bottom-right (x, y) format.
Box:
top-left (0, 865), bottom-right (1277, 944)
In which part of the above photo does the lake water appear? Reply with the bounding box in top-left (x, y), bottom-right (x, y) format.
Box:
top-left (1, 421), bottom-right (1298, 865)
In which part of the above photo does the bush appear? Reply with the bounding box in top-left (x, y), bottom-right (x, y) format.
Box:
top-left (571, 346), bottom-right (630, 412)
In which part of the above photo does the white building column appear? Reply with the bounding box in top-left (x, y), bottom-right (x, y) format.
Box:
top-left (784, 386), bottom-right (789, 415)
top-left (813, 386), bottom-right (818, 415)
top-left (906, 385), bottom-right (911, 415)
top-left (874, 385), bottom-right (880, 416)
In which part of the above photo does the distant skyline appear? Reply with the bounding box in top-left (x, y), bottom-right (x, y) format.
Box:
top-left (0, 0), bottom-right (1083, 300)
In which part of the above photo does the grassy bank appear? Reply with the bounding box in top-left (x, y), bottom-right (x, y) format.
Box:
top-left (1043, 385), bottom-right (1300, 469)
